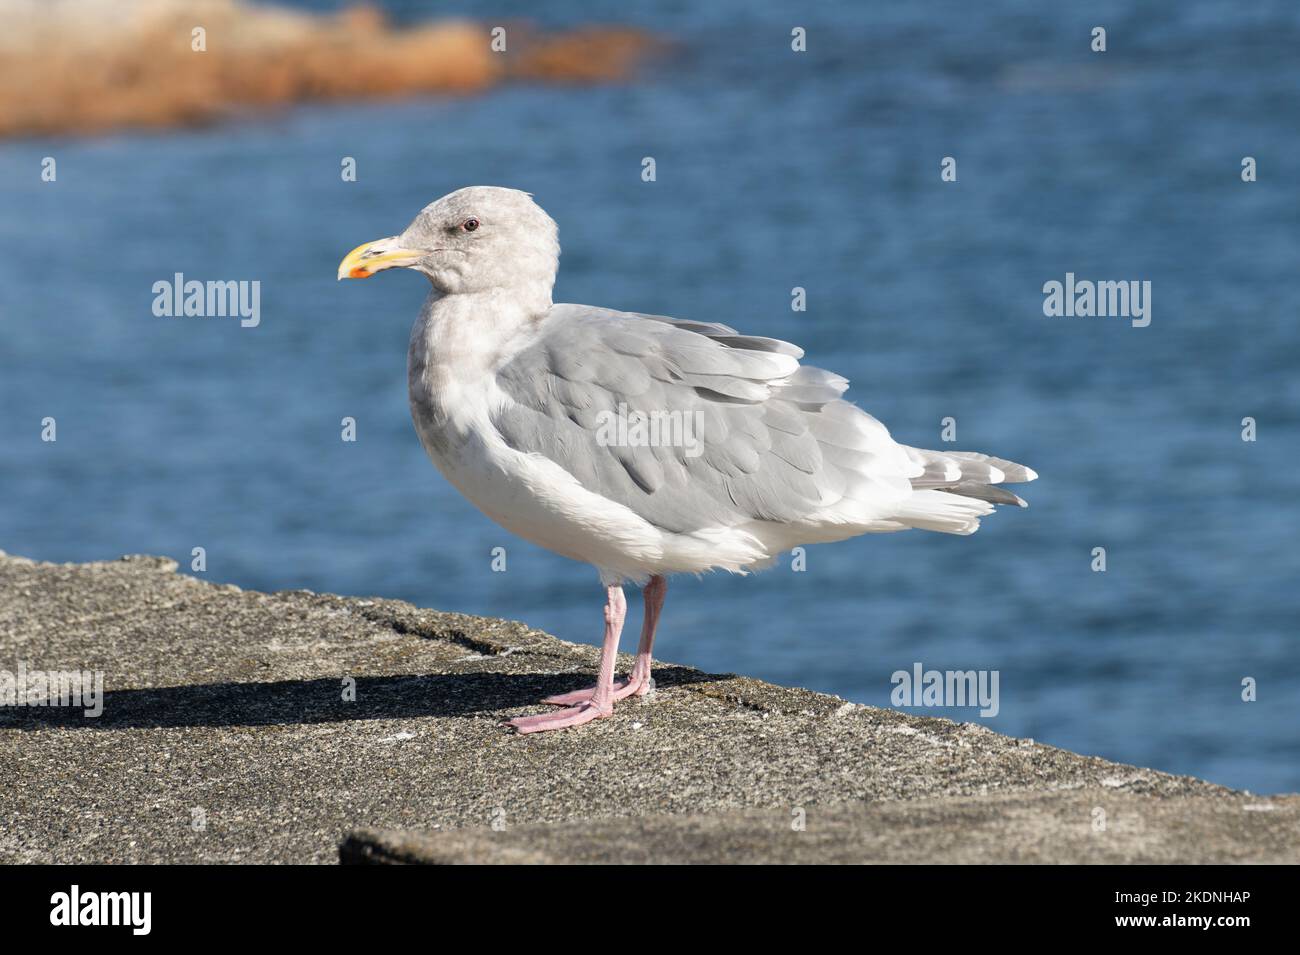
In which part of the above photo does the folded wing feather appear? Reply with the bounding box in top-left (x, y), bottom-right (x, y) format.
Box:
top-left (492, 304), bottom-right (1035, 541)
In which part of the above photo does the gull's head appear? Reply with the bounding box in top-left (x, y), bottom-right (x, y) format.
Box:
top-left (337, 186), bottom-right (559, 296)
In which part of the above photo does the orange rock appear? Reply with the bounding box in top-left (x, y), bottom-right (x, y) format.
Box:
top-left (0, 0), bottom-right (661, 139)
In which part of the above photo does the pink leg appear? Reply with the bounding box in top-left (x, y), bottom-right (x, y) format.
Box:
top-left (509, 585), bottom-right (627, 734)
top-left (543, 576), bottom-right (666, 707)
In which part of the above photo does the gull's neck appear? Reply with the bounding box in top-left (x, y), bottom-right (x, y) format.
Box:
top-left (408, 285), bottom-right (551, 439)
top-left (413, 283), bottom-right (551, 367)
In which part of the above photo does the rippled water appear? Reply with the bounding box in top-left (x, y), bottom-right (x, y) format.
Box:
top-left (2, 0), bottom-right (1298, 792)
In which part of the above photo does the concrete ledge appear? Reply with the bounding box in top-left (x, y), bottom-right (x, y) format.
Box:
top-left (341, 793), bottom-right (1300, 865)
top-left (0, 551), bottom-right (1292, 864)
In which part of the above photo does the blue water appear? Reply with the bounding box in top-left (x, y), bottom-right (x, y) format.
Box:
top-left (2, 0), bottom-right (1298, 793)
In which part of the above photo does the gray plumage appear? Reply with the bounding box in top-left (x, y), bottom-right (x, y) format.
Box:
top-left (493, 304), bottom-right (1030, 540)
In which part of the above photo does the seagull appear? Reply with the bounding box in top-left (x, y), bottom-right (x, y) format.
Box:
top-left (338, 186), bottom-right (1036, 734)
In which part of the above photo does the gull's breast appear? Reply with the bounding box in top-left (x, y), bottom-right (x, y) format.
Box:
top-left (410, 371), bottom-right (666, 572)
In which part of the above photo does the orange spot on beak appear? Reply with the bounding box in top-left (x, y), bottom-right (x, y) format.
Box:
top-left (338, 238), bottom-right (421, 280)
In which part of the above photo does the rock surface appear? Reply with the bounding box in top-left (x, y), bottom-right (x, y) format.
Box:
top-left (1, 0), bottom-right (661, 139)
top-left (0, 552), bottom-right (1293, 864)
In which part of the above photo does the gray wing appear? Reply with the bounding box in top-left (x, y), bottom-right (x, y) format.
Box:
top-left (491, 304), bottom-right (916, 534)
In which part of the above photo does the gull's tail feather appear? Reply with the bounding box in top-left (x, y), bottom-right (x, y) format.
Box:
top-left (896, 446), bottom-right (1038, 533)
top-left (891, 489), bottom-right (995, 535)
top-left (943, 483), bottom-right (1028, 508)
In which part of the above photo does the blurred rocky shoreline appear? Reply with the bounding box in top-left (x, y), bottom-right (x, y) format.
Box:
top-left (0, 0), bottom-right (662, 138)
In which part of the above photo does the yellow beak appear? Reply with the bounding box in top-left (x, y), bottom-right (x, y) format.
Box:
top-left (337, 237), bottom-right (425, 280)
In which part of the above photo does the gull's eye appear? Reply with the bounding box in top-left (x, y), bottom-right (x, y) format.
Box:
top-left (461, 217), bottom-right (480, 232)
